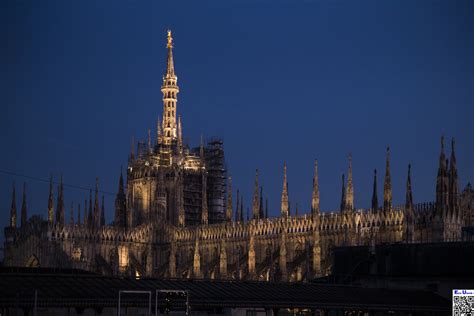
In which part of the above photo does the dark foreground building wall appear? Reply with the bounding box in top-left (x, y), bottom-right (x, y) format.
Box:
top-left (0, 268), bottom-right (449, 316)
top-left (330, 241), bottom-right (474, 299)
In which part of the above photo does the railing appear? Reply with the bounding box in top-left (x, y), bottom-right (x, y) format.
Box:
top-left (156, 290), bottom-right (189, 316)
top-left (118, 290), bottom-right (152, 316)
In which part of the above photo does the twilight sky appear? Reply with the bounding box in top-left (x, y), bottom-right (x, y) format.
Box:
top-left (1, 0), bottom-right (473, 242)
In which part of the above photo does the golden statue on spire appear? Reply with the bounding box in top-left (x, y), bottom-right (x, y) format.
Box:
top-left (167, 30), bottom-right (173, 48)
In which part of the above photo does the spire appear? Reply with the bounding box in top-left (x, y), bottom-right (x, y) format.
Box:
top-left (235, 189), bottom-right (240, 222)
top-left (119, 168), bottom-right (125, 195)
top-left (371, 169), bottom-right (379, 211)
top-left (226, 176), bottom-right (233, 221)
top-left (340, 174), bottom-right (346, 212)
top-left (311, 159), bottom-right (320, 216)
top-left (47, 174), bottom-right (54, 225)
top-left (94, 178), bottom-right (99, 228)
top-left (21, 182), bottom-right (27, 227)
top-left (259, 186), bottom-right (264, 219)
top-left (88, 190), bottom-right (93, 228)
top-left (449, 137), bottom-right (459, 215)
top-left (56, 174), bottom-right (65, 226)
top-left (441, 135), bottom-right (445, 154)
top-left (405, 164), bottom-right (413, 209)
top-left (265, 198), bottom-right (268, 219)
top-left (281, 163), bottom-right (289, 217)
top-left (115, 168), bottom-right (127, 227)
top-left (77, 203), bottom-right (81, 226)
top-left (84, 199), bottom-right (88, 226)
top-left (405, 164), bottom-right (415, 243)
top-left (147, 128), bottom-right (152, 153)
top-left (450, 137), bottom-right (457, 175)
top-left (130, 136), bottom-right (135, 160)
top-left (166, 30), bottom-right (175, 78)
top-left (345, 153), bottom-right (354, 211)
top-left (161, 30), bottom-right (179, 145)
top-left (240, 194), bottom-right (244, 222)
top-left (70, 202), bottom-right (74, 226)
top-left (383, 147), bottom-right (392, 212)
top-left (200, 134), bottom-right (205, 160)
top-left (436, 136), bottom-right (449, 213)
top-left (101, 195), bottom-right (105, 226)
top-left (252, 169), bottom-right (260, 219)
top-left (9, 182), bottom-right (17, 228)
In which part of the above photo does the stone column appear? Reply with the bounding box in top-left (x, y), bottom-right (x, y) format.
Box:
top-left (219, 241), bottom-right (228, 279)
top-left (248, 229), bottom-right (256, 280)
top-left (169, 241), bottom-right (176, 278)
top-left (146, 245), bottom-right (153, 277)
top-left (312, 217), bottom-right (322, 277)
top-left (118, 245), bottom-right (129, 274)
top-left (279, 224), bottom-right (288, 281)
top-left (193, 231), bottom-right (201, 278)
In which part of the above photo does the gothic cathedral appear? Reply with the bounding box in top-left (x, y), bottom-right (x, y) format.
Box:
top-left (4, 31), bottom-right (473, 281)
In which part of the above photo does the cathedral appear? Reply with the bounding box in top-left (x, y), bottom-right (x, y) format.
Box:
top-left (3, 31), bottom-right (474, 281)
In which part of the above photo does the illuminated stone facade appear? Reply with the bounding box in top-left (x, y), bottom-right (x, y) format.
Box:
top-left (3, 32), bottom-right (474, 281)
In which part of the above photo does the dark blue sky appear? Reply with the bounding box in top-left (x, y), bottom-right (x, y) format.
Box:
top-left (1, 0), bottom-right (473, 238)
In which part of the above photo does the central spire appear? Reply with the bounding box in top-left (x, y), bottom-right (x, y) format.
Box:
top-left (166, 30), bottom-right (175, 78)
top-left (161, 30), bottom-right (180, 145)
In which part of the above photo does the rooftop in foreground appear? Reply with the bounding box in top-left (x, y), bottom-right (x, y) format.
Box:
top-left (0, 267), bottom-right (450, 314)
